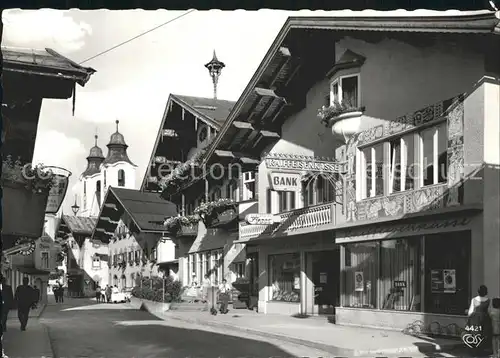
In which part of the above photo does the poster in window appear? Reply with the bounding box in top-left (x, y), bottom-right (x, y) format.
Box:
top-left (443, 269), bottom-right (456, 293)
top-left (355, 271), bottom-right (364, 292)
top-left (431, 269), bottom-right (444, 293)
top-left (319, 272), bottom-right (327, 284)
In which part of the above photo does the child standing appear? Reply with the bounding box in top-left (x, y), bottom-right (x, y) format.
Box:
top-left (490, 298), bottom-right (500, 358)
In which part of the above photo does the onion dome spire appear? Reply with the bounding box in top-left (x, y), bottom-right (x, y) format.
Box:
top-left (82, 134), bottom-right (105, 177)
top-left (103, 120), bottom-right (135, 166)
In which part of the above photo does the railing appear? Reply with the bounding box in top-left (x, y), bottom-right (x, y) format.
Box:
top-left (239, 202), bottom-right (337, 241)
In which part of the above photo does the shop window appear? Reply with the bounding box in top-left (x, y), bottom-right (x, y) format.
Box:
top-left (243, 171), bottom-right (256, 200)
top-left (342, 242), bottom-right (378, 308)
top-left (424, 231), bottom-right (470, 315)
top-left (233, 262), bottom-right (245, 279)
top-left (420, 123), bottom-right (448, 187)
top-left (118, 169), bottom-right (125, 187)
top-left (330, 74), bottom-right (360, 107)
top-left (278, 191), bottom-right (295, 213)
top-left (269, 253), bottom-right (301, 302)
top-left (380, 238), bottom-right (421, 312)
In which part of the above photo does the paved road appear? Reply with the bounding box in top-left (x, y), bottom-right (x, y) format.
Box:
top-left (40, 299), bottom-right (333, 357)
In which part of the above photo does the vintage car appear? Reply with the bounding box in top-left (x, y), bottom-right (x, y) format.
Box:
top-left (110, 289), bottom-right (127, 303)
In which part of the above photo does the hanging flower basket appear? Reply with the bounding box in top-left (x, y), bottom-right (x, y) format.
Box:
top-left (164, 214), bottom-right (200, 234)
top-left (2, 156), bottom-right (55, 237)
top-left (318, 100), bottom-right (365, 143)
top-left (194, 199), bottom-right (238, 228)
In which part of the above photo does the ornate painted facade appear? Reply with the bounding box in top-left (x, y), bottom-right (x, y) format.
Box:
top-left (344, 94), bottom-right (466, 223)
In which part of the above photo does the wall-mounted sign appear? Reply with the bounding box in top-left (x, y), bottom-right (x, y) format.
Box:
top-left (355, 271), bottom-right (364, 291)
top-left (45, 167), bottom-right (72, 214)
top-left (269, 172), bottom-right (301, 192)
top-left (264, 153), bottom-right (346, 173)
top-left (245, 214), bottom-right (283, 225)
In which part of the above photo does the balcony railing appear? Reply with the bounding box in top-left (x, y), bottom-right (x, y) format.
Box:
top-left (239, 202), bottom-right (337, 242)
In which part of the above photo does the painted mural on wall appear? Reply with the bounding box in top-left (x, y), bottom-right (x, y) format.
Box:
top-left (345, 94), bottom-right (465, 223)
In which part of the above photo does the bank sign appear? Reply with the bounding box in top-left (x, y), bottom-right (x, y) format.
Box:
top-left (269, 172), bottom-right (301, 192)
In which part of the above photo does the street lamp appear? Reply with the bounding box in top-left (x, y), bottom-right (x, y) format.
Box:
top-left (71, 195), bottom-right (80, 216)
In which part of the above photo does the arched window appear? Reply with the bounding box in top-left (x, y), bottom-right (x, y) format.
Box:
top-left (225, 179), bottom-right (238, 201)
top-left (130, 273), bottom-right (136, 287)
top-left (83, 181), bottom-right (87, 210)
top-left (303, 174), bottom-right (335, 206)
top-left (104, 170), bottom-right (107, 188)
top-left (96, 180), bottom-right (102, 206)
top-left (121, 274), bottom-right (126, 289)
top-left (118, 169), bottom-right (125, 187)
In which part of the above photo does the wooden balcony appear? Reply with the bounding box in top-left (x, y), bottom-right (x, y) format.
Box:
top-left (239, 202), bottom-right (337, 242)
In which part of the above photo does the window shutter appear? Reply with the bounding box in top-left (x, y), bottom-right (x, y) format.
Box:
top-left (254, 171), bottom-right (259, 200)
top-left (238, 171), bottom-right (244, 201)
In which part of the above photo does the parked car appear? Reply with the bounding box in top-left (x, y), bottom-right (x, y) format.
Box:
top-left (110, 289), bottom-right (127, 303)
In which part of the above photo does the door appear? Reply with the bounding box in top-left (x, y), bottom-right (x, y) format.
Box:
top-left (311, 250), bottom-right (340, 315)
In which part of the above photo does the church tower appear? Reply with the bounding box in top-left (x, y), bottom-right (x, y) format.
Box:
top-left (79, 135), bottom-right (105, 217)
top-left (100, 120), bottom-right (137, 199)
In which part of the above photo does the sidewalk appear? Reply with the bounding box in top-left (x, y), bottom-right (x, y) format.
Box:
top-left (3, 317), bottom-right (52, 358)
top-left (153, 307), bottom-right (463, 356)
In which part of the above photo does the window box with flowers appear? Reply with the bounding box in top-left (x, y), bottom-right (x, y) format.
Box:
top-left (164, 214), bottom-right (200, 235)
top-left (319, 99), bottom-right (365, 143)
top-left (2, 156), bottom-right (55, 237)
top-left (194, 199), bottom-right (238, 228)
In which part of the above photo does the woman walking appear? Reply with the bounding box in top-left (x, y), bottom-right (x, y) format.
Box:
top-left (466, 285), bottom-right (493, 356)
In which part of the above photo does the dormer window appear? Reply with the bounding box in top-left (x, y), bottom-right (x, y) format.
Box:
top-left (330, 74), bottom-right (360, 107)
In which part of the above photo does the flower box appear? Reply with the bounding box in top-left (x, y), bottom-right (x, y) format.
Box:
top-left (2, 158), bottom-right (54, 237)
top-left (318, 100), bottom-right (365, 143)
top-left (194, 199), bottom-right (238, 228)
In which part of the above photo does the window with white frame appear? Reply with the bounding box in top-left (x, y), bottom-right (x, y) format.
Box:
top-left (242, 171), bottom-right (256, 200)
top-left (40, 251), bottom-right (50, 270)
top-left (420, 123), bottom-right (448, 187)
top-left (233, 262), bottom-right (245, 279)
top-left (330, 74), bottom-right (360, 107)
top-left (225, 179), bottom-right (239, 201)
top-left (361, 143), bottom-right (384, 199)
top-left (358, 122), bottom-right (448, 199)
top-left (278, 191), bottom-right (296, 213)
top-left (92, 255), bottom-right (101, 269)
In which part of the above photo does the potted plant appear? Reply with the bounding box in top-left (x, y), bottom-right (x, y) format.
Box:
top-left (2, 156), bottom-right (55, 237)
top-left (318, 98), bottom-right (365, 143)
top-left (194, 199), bottom-right (237, 228)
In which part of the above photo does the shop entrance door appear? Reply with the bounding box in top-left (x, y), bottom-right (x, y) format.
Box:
top-left (311, 250), bottom-right (340, 315)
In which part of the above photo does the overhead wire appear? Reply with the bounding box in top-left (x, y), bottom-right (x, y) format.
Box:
top-left (78, 9), bottom-right (196, 65)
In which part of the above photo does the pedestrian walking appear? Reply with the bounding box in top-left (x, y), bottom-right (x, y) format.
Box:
top-left (14, 277), bottom-right (36, 331)
top-left (218, 279), bottom-right (231, 314)
top-left (490, 298), bottom-right (500, 358)
top-left (1, 275), bottom-right (14, 332)
top-left (202, 274), bottom-right (211, 306)
top-left (57, 283), bottom-right (64, 303)
top-left (95, 285), bottom-right (102, 303)
top-left (466, 285), bottom-right (492, 355)
top-left (105, 285), bottom-right (112, 303)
